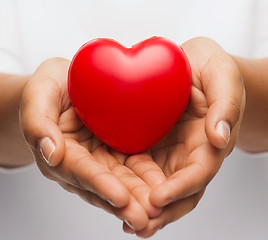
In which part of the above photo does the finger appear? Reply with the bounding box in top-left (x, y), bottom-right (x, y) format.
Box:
top-left (132, 190), bottom-right (205, 238)
top-left (19, 58), bottom-right (70, 166)
top-left (150, 143), bottom-right (223, 207)
top-left (59, 139), bottom-right (130, 208)
top-left (122, 223), bottom-right (136, 234)
top-left (125, 153), bottom-right (166, 188)
top-left (117, 196), bottom-right (149, 231)
top-left (58, 107), bottom-right (88, 138)
top-left (202, 54), bottom-right (245, 149)
top-left (59, 182), bottom-right (149, 231)
top-left (181, 37), bottom-right (245, 149)
top-left (93, 148), bottom-right (162, 218)
top-left (118, 175), bottom-right (161, 219)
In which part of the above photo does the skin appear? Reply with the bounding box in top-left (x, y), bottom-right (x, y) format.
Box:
top-left (2, 36), bottom-right (267, 238)
top-left (233, 57), bottom-right (268, 152)
top-left (0, 74), bottom-right (33, 168)
top-left (19, 58), bottom-right (162, 230)
top-left (123, 37), bottom-right (246, 237)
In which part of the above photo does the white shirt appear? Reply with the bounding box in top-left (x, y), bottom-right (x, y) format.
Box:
top-left (0, 1), bottom-right (268, 239)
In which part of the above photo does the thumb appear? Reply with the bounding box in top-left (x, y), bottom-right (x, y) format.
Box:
top-left (19, 59), bottom-right (69, 166)
top-left (204, 58), bottom-right (245, 149)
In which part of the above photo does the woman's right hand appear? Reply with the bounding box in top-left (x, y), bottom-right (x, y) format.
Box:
top-left (19, 57), bottom-right (165, 231)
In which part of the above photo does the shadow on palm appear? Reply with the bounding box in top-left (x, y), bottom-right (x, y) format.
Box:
top-left (54, 101), bottom-right (163, 228)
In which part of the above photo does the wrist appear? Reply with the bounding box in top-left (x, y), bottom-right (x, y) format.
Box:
top-left (231, 56), bottom-right (268, 152)
top-left (0, 74), bottom-right (34, 168)
top-left (0, 74), bottom-right (31, 118)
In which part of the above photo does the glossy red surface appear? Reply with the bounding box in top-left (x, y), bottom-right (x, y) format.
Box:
top-left (68, 37), bottom-right (191, 154)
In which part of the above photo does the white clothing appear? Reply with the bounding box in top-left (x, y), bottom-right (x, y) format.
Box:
top-left (0, 0), bottom-right (268, 239)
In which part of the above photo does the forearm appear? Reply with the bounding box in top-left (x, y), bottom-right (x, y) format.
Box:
top-left (0, 74), bottom-right (33, 168)
top-left (232, 57), bottom-right (268, 152)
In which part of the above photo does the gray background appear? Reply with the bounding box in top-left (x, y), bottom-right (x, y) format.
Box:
top-left (1, 149), bottom-right (268, 240)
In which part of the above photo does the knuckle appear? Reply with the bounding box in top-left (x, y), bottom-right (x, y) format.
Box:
top-left (226, 98), bottom-right (241, 118)
top-left (90, 171), bottom-right (110, 187)
top-left (110, 161), bottom-right (124, 172)
top-left (129, 184), bottom-right (148, 196)
top-left (125, 154), bottom-right (144, 167)
top-left (117, 167), bottom-right (135, 178)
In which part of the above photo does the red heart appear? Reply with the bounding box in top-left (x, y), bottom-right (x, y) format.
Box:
top-left (68, 37), bottom-right (191, 154)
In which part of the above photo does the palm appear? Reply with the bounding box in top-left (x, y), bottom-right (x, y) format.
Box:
top-left (22, 58), bottom-right (161, 230)
top-left (125, 74), bottom-right (224, 185)
top-left (122, 75), bottom-right (229, 238)
top-left (58, 102), bottom-right (129, 172)
top-left (58, 72), bottom-right (223, 225)
top-left (54, 95), bottom-right (164, 226)
top-left (56, 52), bottom-right (234, 235)
top-left (150, 83), bottom-right (224, 178)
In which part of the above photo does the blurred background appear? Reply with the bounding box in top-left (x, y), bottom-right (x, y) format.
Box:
top-left (1, 0), bottom-right (268, 239)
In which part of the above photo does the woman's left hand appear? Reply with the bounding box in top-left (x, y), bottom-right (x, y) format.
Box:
top-left (123, 37), bottom-right (246, 238)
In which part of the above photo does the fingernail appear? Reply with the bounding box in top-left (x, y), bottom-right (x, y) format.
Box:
top-left (124, 220), bottom-right (135, 230)
top-left (107, 199), bottom-right (118, 208)
top-left (39, 137), bottom-right (55, 165)
top-left (216, 121), bottom-right (230, 144)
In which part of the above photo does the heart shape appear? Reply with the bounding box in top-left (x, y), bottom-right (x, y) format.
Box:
top-left (68, 37), bottom-right (191, 154)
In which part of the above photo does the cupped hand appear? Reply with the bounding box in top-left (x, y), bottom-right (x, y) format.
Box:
top-left (19, 36), bottom-right (246, 237)
top-left (19, 58), bottom-right (163, 231)
top-left (123, 37), bottom-right (246, 237)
